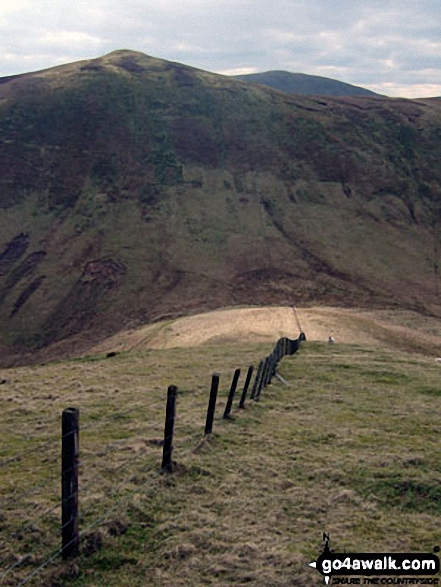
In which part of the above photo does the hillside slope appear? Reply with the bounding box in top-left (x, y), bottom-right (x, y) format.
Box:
top-left (235, 70), bottom-right (380, 97)
top-left (2, 331), bottom-right (441, 585)
top-left (0, 50), bottom-right (441, 364)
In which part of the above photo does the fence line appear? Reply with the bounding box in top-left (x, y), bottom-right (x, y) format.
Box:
top-left (0, 332), bottom-right (305, 585)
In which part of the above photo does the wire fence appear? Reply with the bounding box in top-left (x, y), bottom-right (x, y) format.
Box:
top-left (0, 330), bottom-right (305, 586)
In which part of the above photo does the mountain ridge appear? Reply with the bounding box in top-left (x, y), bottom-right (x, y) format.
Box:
top-left (234, 69), bottom-right (380, 97)
top-left (0, 50), bottom-right (441, 365)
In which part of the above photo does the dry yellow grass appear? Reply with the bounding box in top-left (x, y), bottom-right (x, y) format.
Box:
top-left (89, 305), bottom-right (441, 358)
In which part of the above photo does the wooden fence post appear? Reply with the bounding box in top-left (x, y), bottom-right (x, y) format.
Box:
top-left (258, 358), bottom-right (267, 396)
top-left (263, 357), bottom-right (269, 388)
top-left (267, 354), bottom-right (275, 385)
top-left (263, 356), bottom-right (271, 387)
top-left (223, 369), bottom-right (240, 419)
top-left (162, 385), bottom-right (178, 472)
top-left (61, 407), bottom-right (79, 560)
top-left (278, 339), bottom-right (283, 359)
top-left (256, 358), bottom-right (269, 401)
top-left (239, 365), bottom-right (254, 408)
top-left (275, 341), bottom-right (282, 363)
top-left (272, 351), bottom-right (278, 377)
top-left (250, 361), bottom-right (263, 400)
top-left (205, 374), bottom-right (220, 434)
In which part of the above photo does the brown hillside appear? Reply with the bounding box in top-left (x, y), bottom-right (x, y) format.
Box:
top-left (0, 50), bottom-right (441, 364)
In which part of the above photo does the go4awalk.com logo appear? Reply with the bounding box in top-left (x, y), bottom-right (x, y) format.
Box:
top-left (308, 534), bottom-right (440, 585)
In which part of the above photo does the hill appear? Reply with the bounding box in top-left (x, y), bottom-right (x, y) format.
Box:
top-left (234, 70), bottom-right (380, 97)
top-left (1, 49), bottom-right (441, 365)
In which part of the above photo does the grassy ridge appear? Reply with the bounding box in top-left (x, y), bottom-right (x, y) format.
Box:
top-left (1, 337), bottom-right (441, 585)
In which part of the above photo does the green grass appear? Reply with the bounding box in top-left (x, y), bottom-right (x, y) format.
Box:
top-left (360, 476), bottom-right (441, 514)
top-left (1, 340), bottom-right (441, 585)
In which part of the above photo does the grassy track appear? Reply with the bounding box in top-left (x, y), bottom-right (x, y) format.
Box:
top-left (1, 339), bottom-right (441, 586)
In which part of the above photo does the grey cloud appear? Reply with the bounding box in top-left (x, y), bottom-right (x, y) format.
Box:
top-left (0, 0), bottom-right (440, 97)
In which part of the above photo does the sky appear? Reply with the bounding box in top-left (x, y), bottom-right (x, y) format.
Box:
top-left (0, 0), bottom-right (440, 98)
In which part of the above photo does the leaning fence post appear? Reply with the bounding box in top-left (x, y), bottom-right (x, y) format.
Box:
top-left (239, 365), bottom-right (254, 408)
top-left (162, 385), bottom-right (178, 472)
top-left (266, 354), bottom-right (275, 385)
top-left (279, 338), bottom-right (284, 359)
top-left (274, 342), bottom-right (280, 365)
top-left (205, 373), bottom-right (220, 434)
top-left (250, 361), bottom-right (263, 400)
top-left (263, 356), bottom-right (271, 387)
top-left (268, 353), bottom-right (275, 383)
top-left (268, 355), bottom-right (274, 383)
top-left (223, 369), bottom-right (240, 419)
top-left (262, 357), bottom-right (269, 388)
top-left (256, 358), bottom-right (269, 400)
top-left (61, 407), bottom-right (79, 559)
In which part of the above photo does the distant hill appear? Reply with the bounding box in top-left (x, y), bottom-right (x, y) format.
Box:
top-left (235, 70), bottom-right (380, 97)
top-left (0, 50), bottom-right (441, 365)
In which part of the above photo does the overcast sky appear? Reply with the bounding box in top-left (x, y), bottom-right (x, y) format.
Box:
top-left (1, 0), bottom-right (440, 98)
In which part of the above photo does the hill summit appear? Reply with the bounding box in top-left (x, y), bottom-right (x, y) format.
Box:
top-left (234, 70), bottom-right (380, 97)
top-left (0, 50), bottom-right (441, 364)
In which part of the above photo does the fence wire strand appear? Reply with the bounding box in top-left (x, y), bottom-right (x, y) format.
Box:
top-left (0, 397), bottom-right (168, 469)
top-left (14, 467), bottom-right (165, 586)
top-left (2, 334), bottom-right (303, 586)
